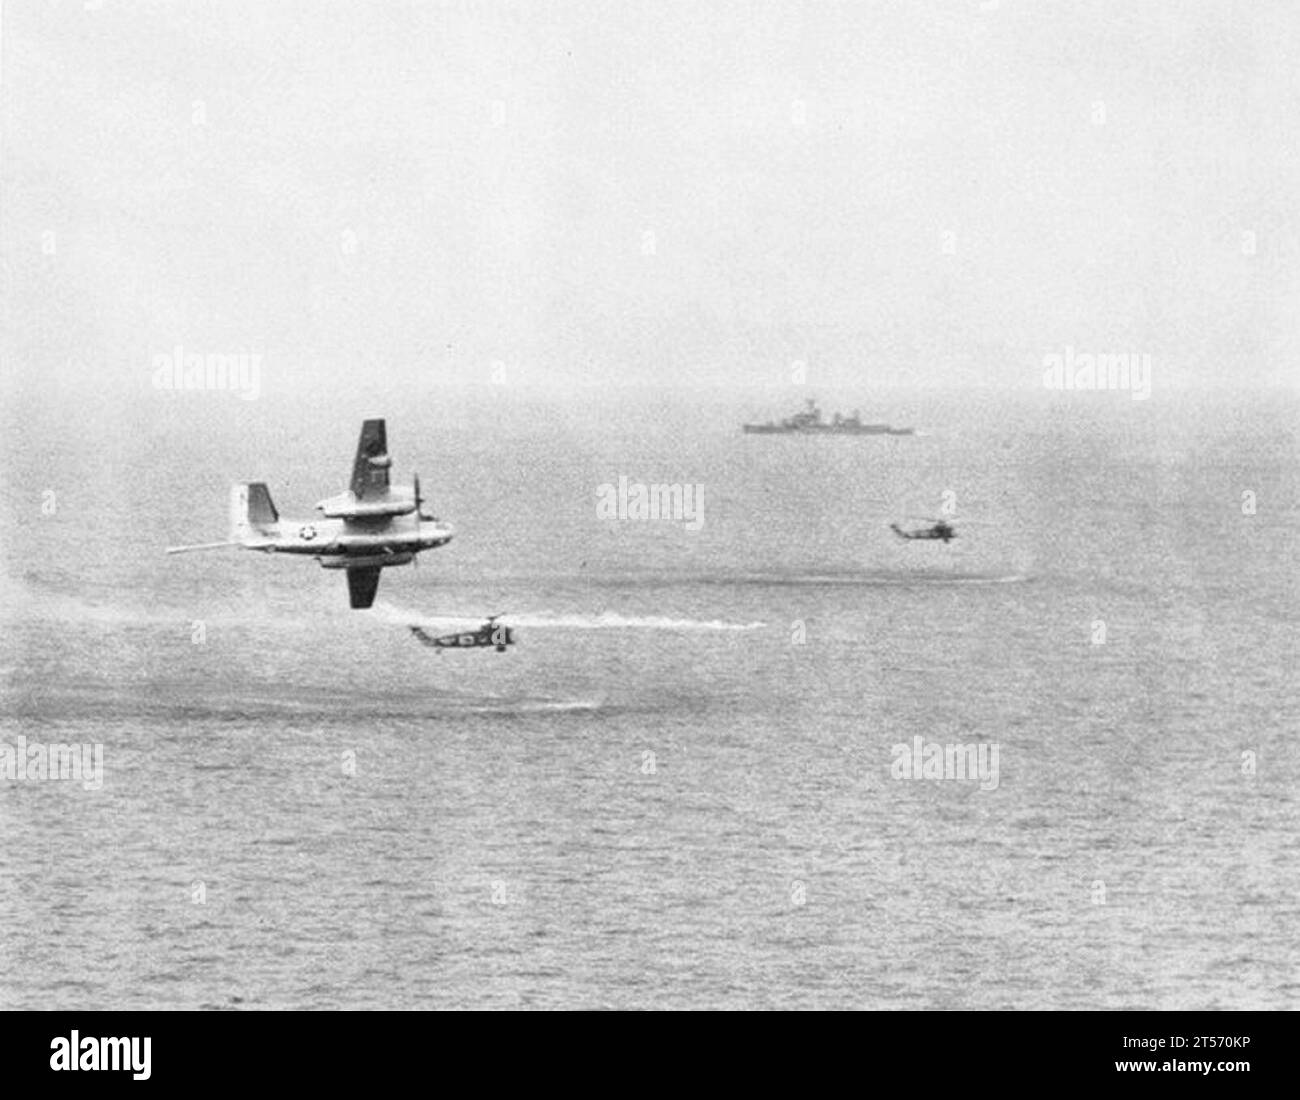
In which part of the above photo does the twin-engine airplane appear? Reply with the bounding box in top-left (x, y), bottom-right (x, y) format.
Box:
top-left (166, 419), bottom-right (453, 608)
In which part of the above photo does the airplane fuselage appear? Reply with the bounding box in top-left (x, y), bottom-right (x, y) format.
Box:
top-left (246, 512), bottom-right (453, 564)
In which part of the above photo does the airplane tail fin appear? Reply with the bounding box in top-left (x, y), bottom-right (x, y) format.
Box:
top-left (166, 483), bottom-right (277, 555)
top-left (230, 482), bottom-right (279, 543)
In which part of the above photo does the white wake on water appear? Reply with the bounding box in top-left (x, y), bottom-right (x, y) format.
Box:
top-left (372, 603), bottom-right (764, 632)
top-left (466, 697), bottom-right (606, 714)
top-left (735, 571), bottom-right (1030, 587)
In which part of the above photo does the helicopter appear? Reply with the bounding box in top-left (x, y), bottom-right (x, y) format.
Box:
top-left (409, 614), bottom-right (515, 653)
top-left (889, 518), bottom-right (957, 543)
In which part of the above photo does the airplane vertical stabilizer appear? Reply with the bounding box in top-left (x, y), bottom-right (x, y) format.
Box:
top-left (230, 482), bottom-right (279, 542)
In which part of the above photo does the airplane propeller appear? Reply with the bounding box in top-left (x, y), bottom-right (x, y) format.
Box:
top-left (413, 472), bottom-right (421, 566)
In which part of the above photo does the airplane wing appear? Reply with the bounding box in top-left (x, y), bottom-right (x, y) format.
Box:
top-left (346, 566), bottom-right (382, 609)
top-left (350, 419), bottom-right (391, 502)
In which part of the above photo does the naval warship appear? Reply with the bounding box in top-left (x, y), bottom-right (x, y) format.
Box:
top-left (742, 399), bottom-right (914, 436)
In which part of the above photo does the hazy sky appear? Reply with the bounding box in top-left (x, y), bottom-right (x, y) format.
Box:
top-left (3, 0), bottom-right (1297, 405)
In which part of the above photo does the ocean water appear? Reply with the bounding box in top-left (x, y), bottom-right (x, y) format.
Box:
top-left (1, 385), bottom-right (1296, 1009)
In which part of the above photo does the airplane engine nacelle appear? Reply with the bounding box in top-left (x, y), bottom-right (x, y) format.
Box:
top-left (318, 552), bottom-right (414, 570)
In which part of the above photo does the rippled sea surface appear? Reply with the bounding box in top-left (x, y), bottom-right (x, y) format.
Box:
top-left (1, 388), bottom-right (1296, 1009)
